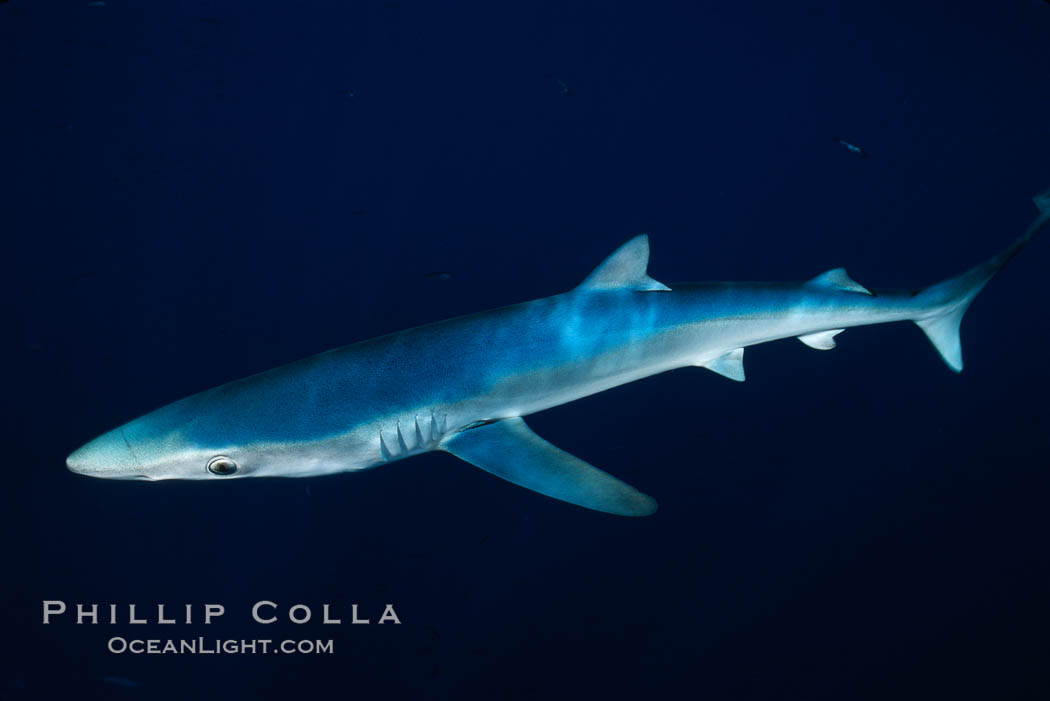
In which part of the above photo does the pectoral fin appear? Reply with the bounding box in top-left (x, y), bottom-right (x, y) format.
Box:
top-left (441, 417), bottom-right (657, 516)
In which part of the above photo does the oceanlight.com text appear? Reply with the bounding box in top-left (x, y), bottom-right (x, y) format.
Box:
top-left (107, 637), bottom-right (334, 655)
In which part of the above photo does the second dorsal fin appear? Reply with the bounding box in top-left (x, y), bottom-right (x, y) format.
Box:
top-left (577, 235), bottom-right (671, 292)
top-left (807, 267), bottom-right (871, 295)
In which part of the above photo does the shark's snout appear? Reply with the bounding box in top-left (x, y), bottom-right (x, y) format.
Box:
top-left (67, 429), bottom-right (140, 478)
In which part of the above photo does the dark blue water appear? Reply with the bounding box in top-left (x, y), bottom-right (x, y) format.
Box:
top-left (4, 1), bottom-right (1049, 698)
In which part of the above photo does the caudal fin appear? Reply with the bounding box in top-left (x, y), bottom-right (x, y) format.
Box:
top-left (914, 186), bottom-right (1050, 372)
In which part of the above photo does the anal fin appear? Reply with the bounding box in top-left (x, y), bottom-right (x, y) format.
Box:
top-left (798, 329), bottom-right (844, 350)
top-left (441, 417), bottom-right (657, 516)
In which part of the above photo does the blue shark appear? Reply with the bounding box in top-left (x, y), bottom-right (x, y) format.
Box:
top-left (67, 190), bottom-right (1050, 516)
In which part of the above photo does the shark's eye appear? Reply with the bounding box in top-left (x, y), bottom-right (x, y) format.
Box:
top-left (206, 456), bottom-right (238, 476)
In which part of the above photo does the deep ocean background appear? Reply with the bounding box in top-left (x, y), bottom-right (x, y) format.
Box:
top-left (3, 1), bottom-right (1050, 699)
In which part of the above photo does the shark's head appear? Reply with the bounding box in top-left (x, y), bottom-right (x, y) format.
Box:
top-left (66, 427), bottom-right (243, 481)
top-left (67, 357), bottom-right (364, 482)
top-left (67, 419), bottom-right (245, 482)
top-left (65, 388), bottom-right (287, 481)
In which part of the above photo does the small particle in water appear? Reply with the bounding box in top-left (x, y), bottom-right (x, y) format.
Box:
top-left (423, 271), bottom-right (454, 281)
top-left (832, 136), bottom-right (869, 159)
top-left (305, 486), bottom-right (312, 497)
top-left (543, 72), bottom-right (575, 96)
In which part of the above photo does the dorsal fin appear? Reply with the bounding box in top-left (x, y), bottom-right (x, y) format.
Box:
top-left (577, 235), bottom-right (671, 292)
top-left (807, 267), bottom-right (871, 295)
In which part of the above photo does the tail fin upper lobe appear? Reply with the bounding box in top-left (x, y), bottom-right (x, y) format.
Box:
top-left (914, 187), bottom-right (1050, 372)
